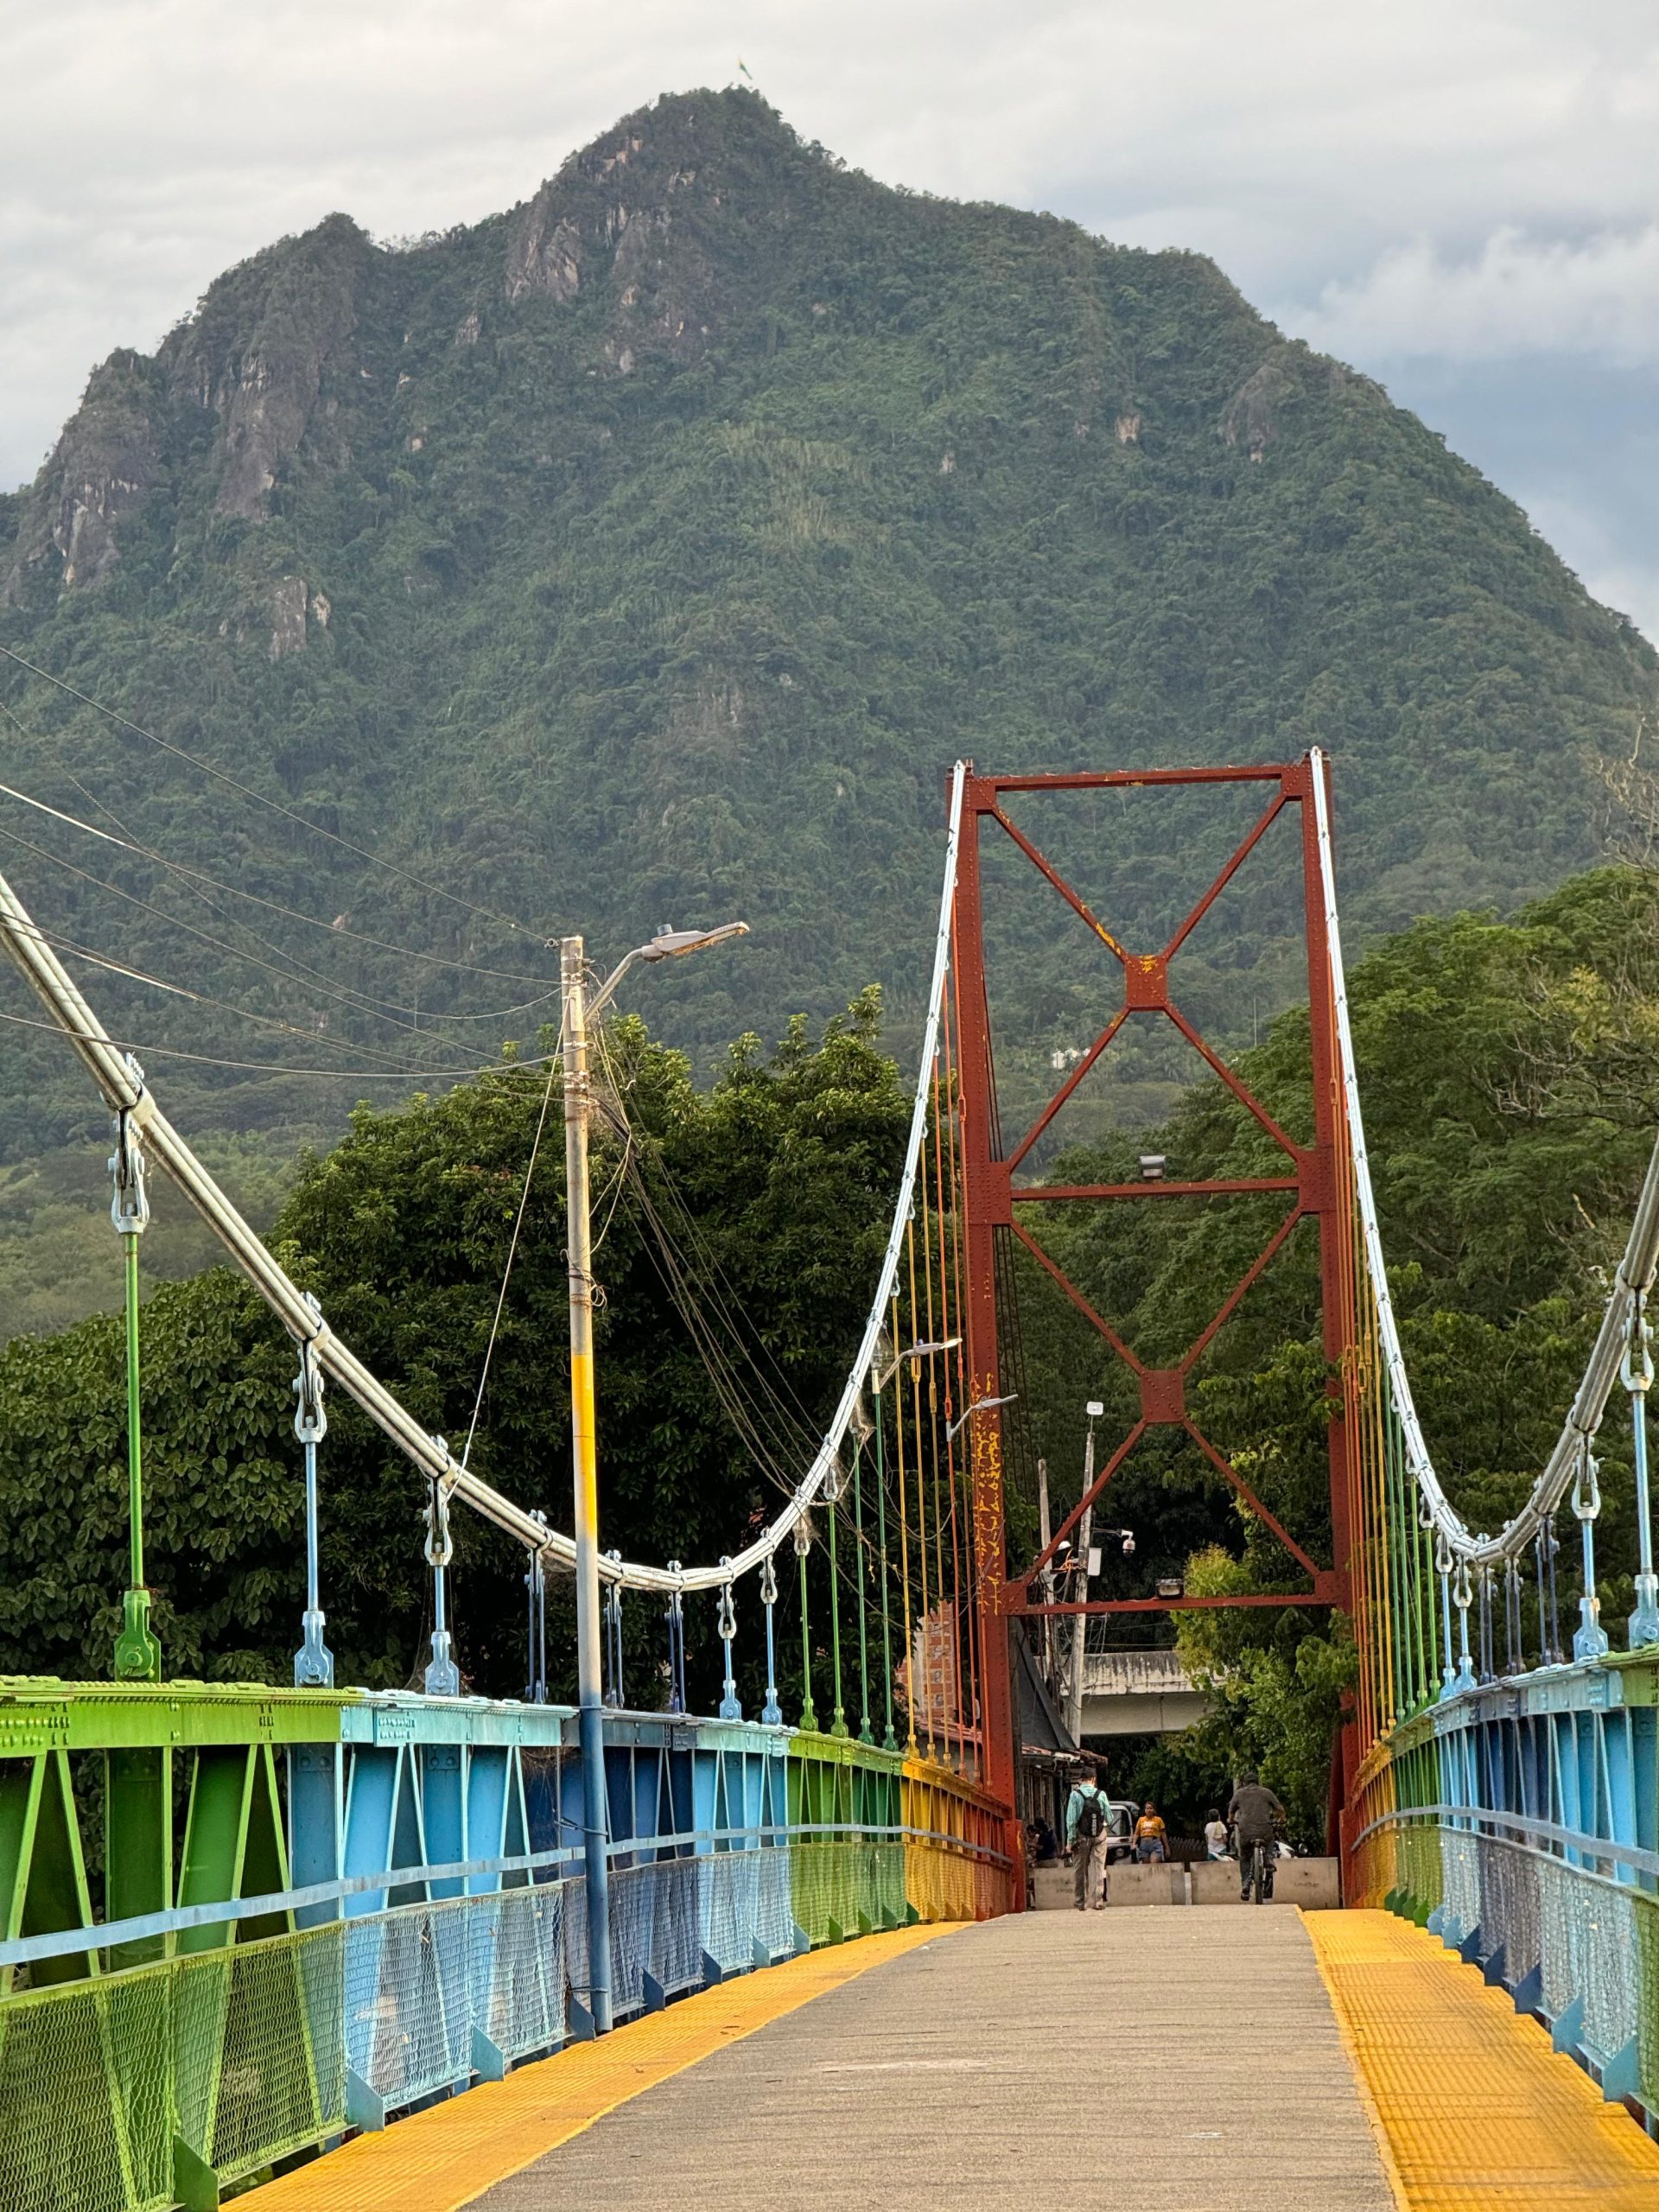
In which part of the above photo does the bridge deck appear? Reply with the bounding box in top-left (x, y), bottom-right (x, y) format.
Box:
top-left (254, 1909), bottom-right (1382, 2211)
top-left (250, 1906), bottom-right (1659, 2212)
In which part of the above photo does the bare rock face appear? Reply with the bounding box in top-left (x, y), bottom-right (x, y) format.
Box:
top-left (266, 575), bottom-right (309, 658)
top-left (1220, 346), bottom-right (1301, 461)
top-left (501, 102), bottom-right (746, 373)
top-left (504, 191), bottom-right (582, 302)
top-left (163, 213), bottom-right (371, 518)
top-left (1, 352), bottom-right (168, 600)
top-left (3, 216), bottom-right (372, 601)
top-left (216, 574), bottom-right (326, 658)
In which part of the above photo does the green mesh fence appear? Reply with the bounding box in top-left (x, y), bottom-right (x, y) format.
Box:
top-left (0, 1923), bottom-right (345, 2212)
top-left (1633, 1891), bottom-right (1659, 2113)
top-left (791, 1839), bottom-right (906, 1942)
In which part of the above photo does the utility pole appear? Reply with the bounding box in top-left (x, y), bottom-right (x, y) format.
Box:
top-left (562, 934), bottom-right (612, 2035)
top-left (560, 920), bottom-right (747, 2037)
top-left (1066, 1404), bottom-right (1103, 1750)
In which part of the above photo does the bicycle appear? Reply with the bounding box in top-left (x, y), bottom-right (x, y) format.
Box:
top-left (1238, 1835), bottom-right (1276, 1904)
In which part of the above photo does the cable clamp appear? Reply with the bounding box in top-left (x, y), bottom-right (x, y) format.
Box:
top-left (1623, 1290), bottom-right (1654, 1395)
top-left (760, 1552), bottom-right (779, 1608)
top-left (792, 1510), bottom-right (814, 1559)
top-left (292, 1295), bottom-right (327, 1443)
top-left (1571, 1440), bottom-right (1602, 1524)
top-left (717, 1560), bottom-right (736, 1644)
top-left (424, 1478), bottom-right (454, 1569)
top-left (108, 1077), bottom-right (150, 1236)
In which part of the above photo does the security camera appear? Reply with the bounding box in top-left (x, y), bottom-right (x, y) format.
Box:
top-left (1122, 1534), bottom-right (1136, 1555)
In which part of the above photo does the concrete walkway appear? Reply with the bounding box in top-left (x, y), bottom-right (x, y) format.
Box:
top-left (475, 1910), bottom-right (1394, 2212)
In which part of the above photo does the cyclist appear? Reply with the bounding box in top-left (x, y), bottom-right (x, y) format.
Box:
top-left (1227, 1771), bottom-right (1287, 1904)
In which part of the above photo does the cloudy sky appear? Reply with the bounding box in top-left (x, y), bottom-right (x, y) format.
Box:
top-left (6, 1), bottom-right (1656, 639)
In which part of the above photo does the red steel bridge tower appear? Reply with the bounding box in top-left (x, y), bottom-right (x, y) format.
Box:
top-left (954, 758), bottom-right (1357, 1836)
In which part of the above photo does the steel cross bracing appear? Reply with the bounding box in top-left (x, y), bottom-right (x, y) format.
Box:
top-left (954, 756), bottom-right (1355, 1808)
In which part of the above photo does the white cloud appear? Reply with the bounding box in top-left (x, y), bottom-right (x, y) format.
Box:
top-left (1288, 226), bottom-right (1659, 365)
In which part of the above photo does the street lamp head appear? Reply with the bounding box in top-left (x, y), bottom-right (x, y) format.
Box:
top-left (946, 1389), bottom-right (1017, 1441)
top-left (638, 921), bottom-right (750, 963)
top-left (872, 1336), bottom-right (962, 1390)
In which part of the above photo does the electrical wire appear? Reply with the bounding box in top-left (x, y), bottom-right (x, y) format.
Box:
top-left (3, 908), bottom-right (463, 1074)
top-left (594, 1020), bottom-right (858, 1454)
top-left (0, 1000), bottom-right (562, 1084)
top-left (461, 1056), bottom-right (562, 1471)
top-left (0, 639), bottom-right (553, 943)
top-left (0, 736), bottom-right (564, 995)
top-left (0, 817), bottom-right (541, 1057)
top-left (592, 1025), bottom-right (825, 1472)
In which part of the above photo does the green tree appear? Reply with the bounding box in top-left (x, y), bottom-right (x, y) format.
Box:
top-left (0, 997), bottom-right (907, 1703)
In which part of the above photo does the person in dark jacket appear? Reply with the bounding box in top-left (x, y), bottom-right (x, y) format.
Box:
top-left (1227, 1771), bottom-right (1286, 1903)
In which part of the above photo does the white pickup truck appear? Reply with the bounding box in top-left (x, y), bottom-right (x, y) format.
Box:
top-left (1103, 1799), bottom-right (1140, 1861)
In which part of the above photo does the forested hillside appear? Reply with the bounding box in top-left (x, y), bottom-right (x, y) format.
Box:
top-left (0, 87), bottom-right (1652, 1335)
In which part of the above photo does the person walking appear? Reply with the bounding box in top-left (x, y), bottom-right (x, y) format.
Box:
top-left (1228, 1770), bottom-right (1287, 1903)
top-left (1133, 1802), bottom-right (1168, 1863)
top-left (1065, 1765), bottom-right (1110, 1910)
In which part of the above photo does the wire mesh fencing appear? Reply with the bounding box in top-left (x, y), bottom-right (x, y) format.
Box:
top-left (698, 1844), bottom-right (795, 1974)
top-left (0, 1810), bottom-right (1001, 2212)
top-left (607, 1859), bottom-right (703, 2014)
top-left (0, 1923), bottom-right (347, 2212)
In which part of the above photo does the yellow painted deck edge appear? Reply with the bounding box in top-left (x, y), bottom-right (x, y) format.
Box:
top-left (250, 1920), bottom-right (959, 2212)
top-left (1300, 1911), bottom-right (1408, 2210)
top-left (1306, 1907), bottom-right (1659, 2210)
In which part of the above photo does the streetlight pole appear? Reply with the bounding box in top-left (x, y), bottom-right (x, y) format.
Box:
top-left (562, 933), bottom-right (611, 2032)
top-left (560, 919), bottom-right (746, 2038)
top-left (1067, 1403), bottom-right (1102, 1751)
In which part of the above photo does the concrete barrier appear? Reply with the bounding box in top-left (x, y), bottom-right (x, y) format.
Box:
top-left (1105, 1862), bottom-right (1184, 1906)
top-left (1034, 1855), bottom-right (1342, 1909)
top-left (1191, 1857), bottom-right (1341, 1908)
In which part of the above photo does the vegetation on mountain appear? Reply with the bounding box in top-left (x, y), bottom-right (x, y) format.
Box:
top-left (1, 88), bottom-right (1653, 1338)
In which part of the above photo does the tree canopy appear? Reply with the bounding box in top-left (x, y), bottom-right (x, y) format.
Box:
top-left (0, 997), bottom-right (907, 1704)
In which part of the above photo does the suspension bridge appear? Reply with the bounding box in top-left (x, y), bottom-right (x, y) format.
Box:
top-left (3, 753), bottom-right (1659, 2209)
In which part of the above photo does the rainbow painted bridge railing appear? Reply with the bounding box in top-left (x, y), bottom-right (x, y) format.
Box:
top-left (0, 1681), bottom-right (1011, 2212)
top-left (1351, 1655), bottom-right (1659, 2122)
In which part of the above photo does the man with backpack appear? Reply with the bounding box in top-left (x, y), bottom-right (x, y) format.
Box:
top-left (1065, 1764), bottom-right (1110, 1910)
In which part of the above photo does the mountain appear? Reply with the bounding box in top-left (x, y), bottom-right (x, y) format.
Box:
top-left (0, 87), bottom-right (1653, 1331)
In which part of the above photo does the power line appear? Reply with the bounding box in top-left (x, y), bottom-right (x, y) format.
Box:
top-left (0, 722), bottom-right (564, 991)
top-left (0, 818), bottom-right (543, 1054)
top-left (3, 909), bottom-right (450, 1074)
top-left (0, 639), bottom-right (553, 943)
top-left (0, 999), bottom-right (563, 1084)
top-left (0, 746), bottom-right (561, 1019)
top-left (461, 1054), bottom-right (563, 1471)
top-left (48, 768), bottom-right (563, 1024)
